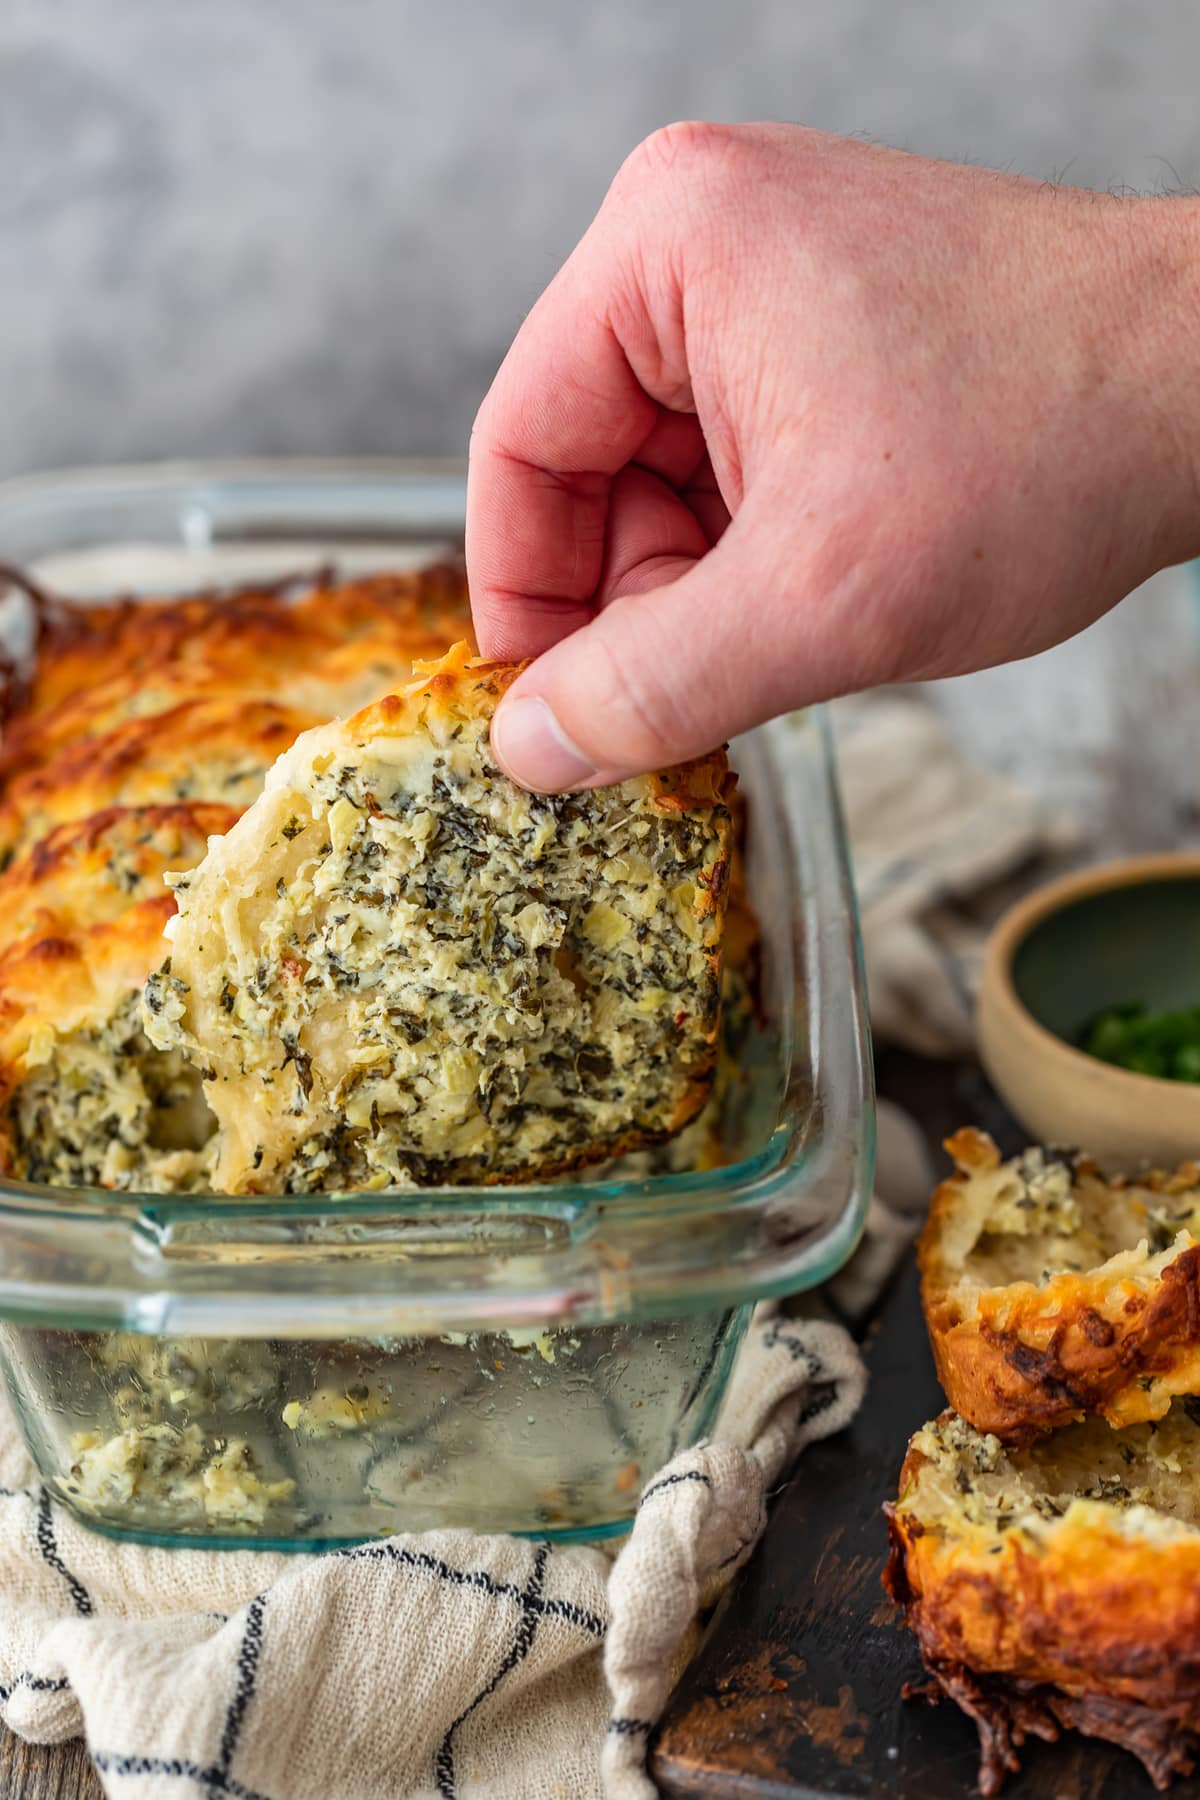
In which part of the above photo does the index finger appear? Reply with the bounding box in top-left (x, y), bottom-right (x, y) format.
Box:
top-left (465, 232), bottom-right (662, 661)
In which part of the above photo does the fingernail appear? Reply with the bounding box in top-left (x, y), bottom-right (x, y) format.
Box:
top-left (490, 696), bottom-right (599, 792)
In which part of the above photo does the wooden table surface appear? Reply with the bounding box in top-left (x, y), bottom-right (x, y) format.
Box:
top-left (0, 1732), bottom-right (99, 1800)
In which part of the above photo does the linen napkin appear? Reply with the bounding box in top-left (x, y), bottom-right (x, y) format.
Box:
top-left (833, 693), bottom-right (1073, 1056)
top-left (0, 691), bottom-right (1053, 1800)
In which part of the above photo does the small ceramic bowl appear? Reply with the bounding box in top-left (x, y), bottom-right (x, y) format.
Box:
top-left (978, 853), bottom-right (1200, 1170)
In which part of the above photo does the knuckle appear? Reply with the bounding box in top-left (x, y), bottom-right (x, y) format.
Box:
top-left (613, 120), bottom-right (751, 205)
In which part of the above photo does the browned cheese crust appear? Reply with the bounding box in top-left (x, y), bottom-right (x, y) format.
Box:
top-left (0, 697), bottom-right (322, 859)
top-left (0, 564), bottom-right (473, 784)
top-left (886, 1405), bottom-right (1200, 1792)
top-left (0, 801), bottom-right (240, 953)
top-left (920, 1127), bottom-right (1200, 1439)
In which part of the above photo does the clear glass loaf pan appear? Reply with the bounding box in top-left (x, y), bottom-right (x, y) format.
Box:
top-left (0, 460), bottom-right (874, 1548)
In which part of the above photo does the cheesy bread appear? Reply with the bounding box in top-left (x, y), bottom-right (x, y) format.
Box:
top-left (921, 1128), bottom-right (1200, 1438)
top-left (887, 1404), bottom-right (1200, 1793)
top-left (145, 644), bottom-right (735, 1191)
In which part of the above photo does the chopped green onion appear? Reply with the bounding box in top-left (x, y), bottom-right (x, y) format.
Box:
top-left (1080, 1002), bottom-right (1200, 1083)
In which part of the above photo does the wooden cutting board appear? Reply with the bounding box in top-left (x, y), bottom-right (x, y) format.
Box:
top-left (652, 1053), bottom-right (1200, 1800)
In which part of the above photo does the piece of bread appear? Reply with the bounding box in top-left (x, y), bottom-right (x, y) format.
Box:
top-left (0, 803), bottom-right (236, 1190)
top-left (886, 1404), bottom-right (1200, 1793)
top-left (920, 1127), bottom-right (1200, 1438)
top-left (0, 565), bottom-right (476, 1194)
top-left (145, 643), bottom-right (735, 1192)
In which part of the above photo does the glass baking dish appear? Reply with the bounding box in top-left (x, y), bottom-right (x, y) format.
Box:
top-left (0, 460), bottom-right (874, 1547)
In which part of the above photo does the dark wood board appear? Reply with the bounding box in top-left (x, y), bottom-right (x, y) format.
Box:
top-left (652, 1053), bottom-right (1200, 1799)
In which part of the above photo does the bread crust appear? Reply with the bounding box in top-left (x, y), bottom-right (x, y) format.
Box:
top-left (921, 1127), bottom-right (1200, 1438)
top-left (886, 1408), bottom-right (1200, 1791)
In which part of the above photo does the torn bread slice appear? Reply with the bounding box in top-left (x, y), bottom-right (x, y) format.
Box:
top-left (144, 643), bottom-right (735, 1193)
top-left (886, 1404), bottom-right (1200, 1794)
top-left (920, 1128), bottom-right (1200, 1439)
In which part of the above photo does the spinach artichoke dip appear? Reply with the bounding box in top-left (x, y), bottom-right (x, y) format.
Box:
top-left (0, 565), bottom-right (473, 1193)
top-left (145, 642), bottom-right (735, 1192)
top-left (0, 801), bottom-right (238, 1191)
top-left (0, 567), bottom-right (745, 1196)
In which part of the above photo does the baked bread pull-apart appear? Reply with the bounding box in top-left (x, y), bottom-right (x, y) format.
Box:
top-left (0, 564), bottom-right (474, 785)
top-left (886, 1404), bottom-right (1200, 1794)
top-left (920, 1127), bottom-right (1200, 1438)
top-left (145, 643), bottom-right (735, 1192)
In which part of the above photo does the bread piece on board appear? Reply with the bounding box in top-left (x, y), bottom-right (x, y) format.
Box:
top-left (886, 1403), bottom-right (1200, 1793)
top-left (920, 1127), bottom-right (1200, 1437)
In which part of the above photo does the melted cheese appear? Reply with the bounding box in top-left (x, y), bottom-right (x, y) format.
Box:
top-left (908, 1404), bottom-right (1200, 1545)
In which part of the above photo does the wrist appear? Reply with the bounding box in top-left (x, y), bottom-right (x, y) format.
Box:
top-left (1099, 195), bottom-right (1200, 570)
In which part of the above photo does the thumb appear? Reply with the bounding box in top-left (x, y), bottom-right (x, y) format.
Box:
top-left (488, 503), bottom-right (842, 790)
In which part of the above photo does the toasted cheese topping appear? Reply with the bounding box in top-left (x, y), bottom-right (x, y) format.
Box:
top-left (905, 1403), bottom-right (1200, 1546)
top-left (918, 1129), bottom-right (1200, 1436)
top-left (926, 1127), bottom-right (1200, 1295)
top-left (0, 698), bottom-right (321, 859)
top-left (0, 801), bottom-right (239, 952)
top-left (145, 644), bottom-right (734, 1192)
top-left (0, 567), bottom-right (473, 785)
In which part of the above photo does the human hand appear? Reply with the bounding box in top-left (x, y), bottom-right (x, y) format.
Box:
top-left (466, 123), bottom-right (1200, 790)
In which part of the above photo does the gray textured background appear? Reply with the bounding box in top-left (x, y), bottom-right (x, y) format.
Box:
top-left (3, 0), bottom-right (1199, 480)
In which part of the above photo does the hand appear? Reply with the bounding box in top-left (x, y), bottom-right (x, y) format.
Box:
top-left (466, 122), bottom-right (1200, 790)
